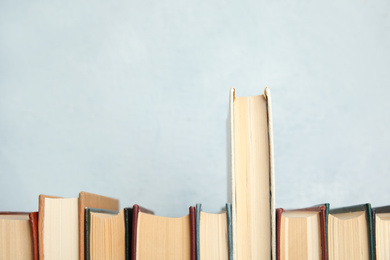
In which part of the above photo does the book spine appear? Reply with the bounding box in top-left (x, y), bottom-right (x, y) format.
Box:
top-left (84, 208), bottom-right (91, 260)
top-left (124, 208), bottom-right (131, 260)
top-left (195, 204), bottom-right (201, 260)
top-left (276, 208), bottom-right (284, 260)
top-left (372, 208), bottom-right (376, 260)
top-left (365, 204), bottom-right (374, 260)
top-left (319, 205), bottom-right (328, 260)
top-left (190, 206), bottom-right (196, 260)
top-left (226, 203), bottom-right (233, 260)
top-left (29, 212), bottom-right (39, 260)
top-left (131, 205), bottom-right (140, 260)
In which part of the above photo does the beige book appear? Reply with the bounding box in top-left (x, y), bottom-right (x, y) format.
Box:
top-left (375, 212), bottom-right (390, 260)
top-left (133, 205), bottom-right (195, 260)
top-left (327, 204), bottom-right (373, 260)
top-left (198, 208), bottom-right (229, 260)
top-left (86, 209), bottom-right (125, 260)
top-left (372, 206), bottom-right (390, 260)
top-left (279, 211), bottom-right (322, 260)
top-left (0, 213), bottom-right (33, 260)
top-left (38, 191), bottom-right (119, 260)
top-left (230, 87), bottom-right (275, 260)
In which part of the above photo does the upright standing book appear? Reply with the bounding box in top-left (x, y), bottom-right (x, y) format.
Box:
top-left (38, 191), bottom-right (119, 260)
top-left (276, 205), bottom-right (328, 260)
top-left (195, 203), bottom-right (232, 260)
top-left (0, 212), bottom-right (34, 260)
top-left (230, 87), bottom-right (275, 260)
top-left (372, 205), bottom-right (390, 260)
top-left (327, 204), bottom-right (374, 260)
top-left (84, 208), bottom-right (124, 260)
top-left (132, 204), bottom-right (196, 260)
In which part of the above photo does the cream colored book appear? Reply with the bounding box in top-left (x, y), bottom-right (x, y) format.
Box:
top-left (0, 212), bottom-right (34, 260)
top-left (132, 204), bottom-right (195, 260)
top-left (38, 191), bottom-right (119, 260)
top-left (276, 205), bottom-right (328, 260)
top-left (85, 208), bottom-right (125, 260)
top-left (195, 204), bottom-right (232, 260)
top-left (371, 205), bottom-right (390, 260)
top-left (328, 204), bottom-right (374, 260)
top-left (229, 87), bottom-right (275, 260)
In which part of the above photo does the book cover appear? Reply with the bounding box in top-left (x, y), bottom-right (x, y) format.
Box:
top-left (29, 212), bottom-right (39, 260)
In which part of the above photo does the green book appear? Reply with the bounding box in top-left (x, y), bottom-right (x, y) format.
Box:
top-left (327, 204), bottom-right (374, 260)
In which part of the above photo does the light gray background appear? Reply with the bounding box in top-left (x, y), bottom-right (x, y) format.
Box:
top-left (1, 1), bottom-right (389, 217)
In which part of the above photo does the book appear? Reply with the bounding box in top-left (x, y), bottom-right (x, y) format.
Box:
top-left (124, 207), bottom-right (134, 260)
top-left (195, 203), bottom-right (232, 260)
top-left (372, 205), bottom-right (390, 260)
top-left (276, 205), bottom-right (328, 260)
top-left (0, 212), bottom-right (34, 260)
top-left (29, 212), bottom-right (39, 260)
top-left (84, 208), bottom-right (124, 260)
top-left (327, 204), bottom-right (374, 260)
top-left (229, 87), bottom-right (276, 260)
top-left (38, 191), bottom-right (119, 260)
top-left (132, 204), bottom-right (196, 260)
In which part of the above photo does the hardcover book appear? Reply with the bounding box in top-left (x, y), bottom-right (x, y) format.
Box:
top-left (0, 212), bottom-right (34, 260)
top-left (372, 205), bottom-right (390, 260)
top-left (230, 87), bottom-right (275, 260)
top-left (195, 203), bottom-right (232, 260)
top-left (276, 204), bottom-right (328, 260)
top-left (132, 204), bottom-right (196, 260)
top-left (327, 204), bottom-right (374, 260)
top-left (38, 191), bottom-right (119, 260)
top-left (84, 208), bottom-right (124, 260)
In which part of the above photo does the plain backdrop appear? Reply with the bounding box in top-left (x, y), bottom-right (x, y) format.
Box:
top-left (1, 0), bottom-right (389, 217)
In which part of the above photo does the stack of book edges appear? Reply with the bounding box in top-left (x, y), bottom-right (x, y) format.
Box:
top-left (2, 88), bottom-right (388, 260)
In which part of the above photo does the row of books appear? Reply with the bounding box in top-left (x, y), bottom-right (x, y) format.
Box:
top-left (4, 88), bottom-right (385, 260)
top-left (4, 192), bottom-right (390, 260)
top-left (0, 191), bottom-right (233, 260)
top-left (1, 88), bottom-right (274, 260)
top-left (278, 203), bottom-right (390, 260)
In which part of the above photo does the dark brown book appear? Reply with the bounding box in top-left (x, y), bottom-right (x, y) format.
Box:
top-left (132, 204), bottom-right (196, 260)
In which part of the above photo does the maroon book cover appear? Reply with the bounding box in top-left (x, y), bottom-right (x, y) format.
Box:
top-left (29, 212), bottom-right (39, 260)
top-left (189, 206), bottom-right (196, 260)
top-left (276, 205), bottom-right (328, 260)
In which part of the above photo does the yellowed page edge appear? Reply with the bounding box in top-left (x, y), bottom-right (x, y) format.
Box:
top-left (265, 87), bottom-right (276, 260)
top-left (229, 87), bottom-right (237, 260)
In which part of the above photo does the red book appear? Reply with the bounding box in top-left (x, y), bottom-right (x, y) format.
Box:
top-left (132, 204), bottom-right (196, 260)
